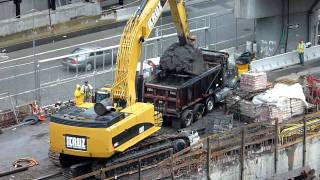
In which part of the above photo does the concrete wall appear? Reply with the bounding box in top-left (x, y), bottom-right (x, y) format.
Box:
top-left (0, 0), bottom-right (135, 21)
top-left (255, 12), bottom-right (308, 58)
top-left (310, 9), bottom-right (320, 45)
top-left (236, 0), bottom-right (320, 58)
top-left (235, 0), bottom-right (282, 19)
top-left (255, 16), bottom-right (282, 57)
top-left (235, 0), bottom-right (317, 19)
top-left (100, 0), bottom-right (138, 9)
top-left (0, 0), bottom-right (82, 21)
top-left (210, 137), bottom-right (320, 179)
top-left (0, 2), bottom-right (101, 37)
top-left (0, 1), bottom-right (15, 20)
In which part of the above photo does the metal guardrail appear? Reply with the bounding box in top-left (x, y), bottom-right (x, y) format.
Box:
top-left (0, 11), bottom-right (213, 66)
top-left (0, 11), bottom-right (253, 109)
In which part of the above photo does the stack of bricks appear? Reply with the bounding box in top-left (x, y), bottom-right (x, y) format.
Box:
top-left (0, 110), bottom-right (18, 128)
top-left (225, 95), bottom-right (241, 113)
top-left (279, 98), bottom-right (305, 121)
top-left (240, 72), bottom-right (267, 93)
top-left (259, 105), bottom-right (283, 123)
top-left (240, 100), bottom-right (261, 119)
top-left (253, 99), bottom-right (305, 123)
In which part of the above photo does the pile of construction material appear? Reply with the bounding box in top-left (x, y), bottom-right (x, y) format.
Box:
top-left (274, 98), bottom-right (305, 121)
top-left (252, 83), bottom-right (307, 122)
top-left (226, 95), bottom-right (241, 112)
top-left (259, 105), bottom-right (282, 122)
top-left (226, 72), bottom-right (268, 115)
top-left (240, 72), bottom-right (267, 93)
top-left (226, 71), bottom-right (306, 123)
top-left (239, 100), bottom-right (261, 119)
top-left (0, 105), bottom-right (30, 128)
top-left (205, 111), bottom-right (233, 134)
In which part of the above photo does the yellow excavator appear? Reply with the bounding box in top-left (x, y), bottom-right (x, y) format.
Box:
top-left (49, 0), bottom-right (194, 171)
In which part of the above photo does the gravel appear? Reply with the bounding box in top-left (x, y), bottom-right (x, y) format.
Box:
top-left (159, 43), bottom-right (206, 76)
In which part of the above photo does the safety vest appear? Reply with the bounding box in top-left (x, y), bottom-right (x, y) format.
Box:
top-left (81, 84), bottom-right (93, 98)
top-left (297, 42), bottom-right (305, 54)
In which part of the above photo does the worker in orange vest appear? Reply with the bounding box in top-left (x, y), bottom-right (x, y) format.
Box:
top-left (74, 84), bottom-right (84, 106)
top-left (297, 39), bottom-right (305, 66)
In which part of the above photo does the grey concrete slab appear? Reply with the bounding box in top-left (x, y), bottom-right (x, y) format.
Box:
top-left (0, 122), bottom-right (58, 180)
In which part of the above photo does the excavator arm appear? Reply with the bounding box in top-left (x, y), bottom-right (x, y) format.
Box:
top-left (112, 0), bottom-right (192, 108)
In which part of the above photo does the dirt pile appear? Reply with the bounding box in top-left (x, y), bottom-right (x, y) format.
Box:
top-left (159, 43), bottom-right (206, 76)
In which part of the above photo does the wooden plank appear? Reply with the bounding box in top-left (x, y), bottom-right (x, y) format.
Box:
top-left (175, 149), bottom-right (205, 161)
top-left (173, 158), bottom-right (205, 170)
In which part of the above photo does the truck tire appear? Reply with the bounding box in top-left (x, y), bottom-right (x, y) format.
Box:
top-left (173, 139), bottom-right (187, 153)
top-left (205, 97), bottom-right (215, 113)
top-left (181, 110), bottom-right (193, 128)
top-left (193, 103), bottom-right (205, 122)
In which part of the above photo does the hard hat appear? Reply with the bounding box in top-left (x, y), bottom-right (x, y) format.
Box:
top-left (76, 84), bottom-right (81, 88)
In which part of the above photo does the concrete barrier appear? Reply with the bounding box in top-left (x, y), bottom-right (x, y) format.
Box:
top-left (0, 2), bottom-right (101, 37)
top-left (251, 45), bottom-right (320, 72)
top-left (116, 6), bottom-right (136, 22)
top-left (114, 0), bottom-right (212, 22)
top-left (0, 0), bottom-right (214, 47)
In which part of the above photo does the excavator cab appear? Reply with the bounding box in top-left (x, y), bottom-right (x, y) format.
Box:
top-left (94, 86), bottom-right (111, 103)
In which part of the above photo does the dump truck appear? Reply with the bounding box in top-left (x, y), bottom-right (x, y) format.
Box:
top-left (144, 49), bottom-right (231, 128)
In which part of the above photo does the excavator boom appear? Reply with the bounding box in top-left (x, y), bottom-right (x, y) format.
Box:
top-left (112, 0), bottom-right (191, 108)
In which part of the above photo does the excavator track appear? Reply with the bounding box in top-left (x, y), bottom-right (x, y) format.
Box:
top-left (49, 131), bottom-right (194, 179)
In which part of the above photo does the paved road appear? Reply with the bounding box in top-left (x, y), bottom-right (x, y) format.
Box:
top-left (0, 0), bottom-right (255, 109)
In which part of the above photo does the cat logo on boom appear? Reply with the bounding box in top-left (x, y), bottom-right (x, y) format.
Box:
top-left (147, 1), bottom-right (163, 30)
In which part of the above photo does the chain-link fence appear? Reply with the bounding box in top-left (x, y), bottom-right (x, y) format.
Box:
top-left (0, 11), bottom-right (254, 110)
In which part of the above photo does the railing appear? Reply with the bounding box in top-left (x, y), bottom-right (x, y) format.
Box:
top-left (0, 11), bottom-right (253, 109)
top-left (70, 112), bottom-right (320, 180)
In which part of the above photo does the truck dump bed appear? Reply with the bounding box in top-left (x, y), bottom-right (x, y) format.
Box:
top-left (144, 49), bottom-right (228, 119)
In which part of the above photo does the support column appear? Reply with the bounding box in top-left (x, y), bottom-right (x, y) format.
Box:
top-left (274, 119), bottom-right (279, 174)
top-left (240, 127), bottom-right (246, 180)
top-left (302, 117), bottom-right (307, 167)
top-left (207, 137), bottom-right (211, 180)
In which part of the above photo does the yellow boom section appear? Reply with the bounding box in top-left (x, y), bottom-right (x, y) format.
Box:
top-left (112, 0), bottom-right (191, 108)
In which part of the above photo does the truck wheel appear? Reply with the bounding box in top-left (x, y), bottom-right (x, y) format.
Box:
top-left (205, 97), bottom-right (215, 113)
top-left (181, 110), bottom-right (193, 128)
top-left (173, 139), bottom-right (187, 153)
top-left (193, 103), bottom-right (205, 122)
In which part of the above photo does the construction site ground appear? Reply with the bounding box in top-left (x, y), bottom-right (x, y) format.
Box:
top-left (0, 59), bottom-right (320, 180)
